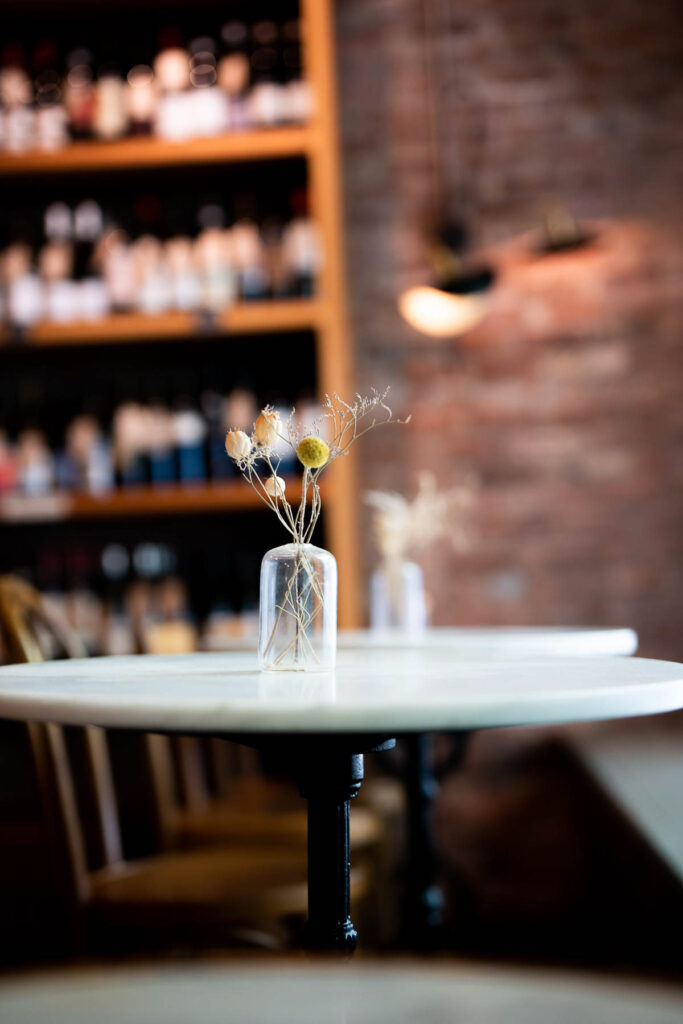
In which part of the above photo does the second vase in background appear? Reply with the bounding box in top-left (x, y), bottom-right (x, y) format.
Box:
top-left (369, 560), bottom-right (427, 633)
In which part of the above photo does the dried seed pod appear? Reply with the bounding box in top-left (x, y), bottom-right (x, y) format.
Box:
top-left (224, 428), bottom-right (251, 459)
top-left (254, 407), bottom-right (281, 447)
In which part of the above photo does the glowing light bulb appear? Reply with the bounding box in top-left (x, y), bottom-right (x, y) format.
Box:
top-left (398, 285), bottom-right (489, 338)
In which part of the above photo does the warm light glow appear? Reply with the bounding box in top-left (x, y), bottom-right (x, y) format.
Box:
top-left (398, 285), bottom-right (489, 337)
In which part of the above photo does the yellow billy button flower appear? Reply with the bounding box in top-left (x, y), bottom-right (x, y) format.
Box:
top-left (224, 429), bottom-right (251, 460)
top-left (297, 435), bottom-right (330, 469)
top-left (264, 475), bottom-right (286, 499)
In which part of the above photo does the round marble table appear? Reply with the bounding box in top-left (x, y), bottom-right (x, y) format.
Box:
top-left (1, 963), bottom-right (682, 1024)
top-left (340, 626), bottom-right (638, 657)
top-left (0, 649), bottom-right (681, 954)
top-left (204, 625), bottom-right (638, 657)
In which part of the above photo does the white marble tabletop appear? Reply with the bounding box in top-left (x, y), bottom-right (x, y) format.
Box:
top-left (1, 963), bottom-right (682, 1024)
top-left (0, 649), bottom-right (680, 735)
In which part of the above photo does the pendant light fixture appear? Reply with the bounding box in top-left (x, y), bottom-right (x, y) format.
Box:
top-left (535, 204), bottom-right (595, 256)
top-left (398, 0), bottom-right (495, 338)
top-left (398, 222), bottom-right (495, 337)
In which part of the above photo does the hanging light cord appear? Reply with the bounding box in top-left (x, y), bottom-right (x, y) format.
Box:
top-left (421, 0), bottom-right (444, 230)
top-left (420, 0), bottom-right (467, 278)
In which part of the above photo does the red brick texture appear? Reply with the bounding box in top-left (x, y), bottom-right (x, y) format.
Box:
top-left (335, 0), bottom-right (683, 658)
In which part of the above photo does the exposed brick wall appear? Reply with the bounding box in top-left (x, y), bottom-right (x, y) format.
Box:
top-left (335, 0), bottom-right (683, 658)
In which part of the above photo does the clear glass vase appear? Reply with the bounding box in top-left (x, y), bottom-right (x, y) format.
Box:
top-left (369, 560), bottom-right (428, 633)
top-left (258, 543), bottom-right (337, 671)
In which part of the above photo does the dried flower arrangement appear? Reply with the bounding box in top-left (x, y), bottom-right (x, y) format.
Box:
top-left (225, 387), bottom-right (407, 543)
top-left (225, 388), bottom-right (407, 669)
top-left (365, 471), bottom-right (476, 628)
top-left (365, 471), bottom-right (476, 563)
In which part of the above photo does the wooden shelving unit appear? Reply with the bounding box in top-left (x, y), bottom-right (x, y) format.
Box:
top-left (0, 0), bottom-right (360, 627)
top-left (0, 127), bottom-right (312, 176)
top-left (302, 0), bottom-right (360, 626)
top-left (0, 300), bottom-right (321, 348)
top-left (0, 479), bottom-right (309, 524)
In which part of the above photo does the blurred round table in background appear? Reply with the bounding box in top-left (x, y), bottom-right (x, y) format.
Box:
top-left (1, 963), bottom-right (682, 1024)
top-left (202, 625), bottom-right (638, 657)
top-left (336, 625), bottom-right (637, 941)
top-left (339, 626), bottom-right (638, 657)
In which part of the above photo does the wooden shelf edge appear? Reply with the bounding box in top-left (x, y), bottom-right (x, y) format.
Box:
top-left (0, 300), bottom-right (322, 348)
top-left (0, 479), bottom-right (309, 523)
top-left (0, 127), bottom-right (314, 176)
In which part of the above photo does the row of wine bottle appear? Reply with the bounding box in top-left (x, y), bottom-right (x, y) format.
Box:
top-left (0, 20), bottom-right (311, 152)
top-left (0, 198), bottom-right (321, 329)
top-left (0, 388), bottom-right (322, 498)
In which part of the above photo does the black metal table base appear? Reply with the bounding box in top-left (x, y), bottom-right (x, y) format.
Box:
top-left (205, 729), bottom-right (469, 953)
top-left (401, 731), bottom-right (470, 949)
top-left (224, 732), bottom-right (395, 955)
top-left (298, 751), bottom-right (363, 953)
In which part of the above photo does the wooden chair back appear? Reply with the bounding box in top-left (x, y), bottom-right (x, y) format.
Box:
top-left (144, 732), bottom-right (260, 848)
top-left (0, 575), bottom-right (123, 906)
top-left (0, 576), bottom-right (256, 860)
top-left (135, 622), bottom-right (259, 847)
top-left (0, 575), bottom-right (87, 663)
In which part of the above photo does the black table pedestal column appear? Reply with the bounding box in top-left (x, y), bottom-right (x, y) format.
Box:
top-left (297, 751), bottom-right (363, 954)
top-left (402, 731), bottom-right (470, 948)
top-left (403, 733), bottom-right (443, 942)
top-left (224, 732), bottom-right (395, 955)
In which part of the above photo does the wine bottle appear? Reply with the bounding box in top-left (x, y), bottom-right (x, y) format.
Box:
top-left (0, 43), bottom-right (34, 152)
top-left (64, 47), bottom-right (95, 140)
top-left (248, 20), bottom-right (284, 127)
top-left (41, 202), bottom-right (76, 322)
top-left (281, 19), bottom-right (312, 124)
top-left (94, 62), bottom-right (127, 141)
top-left (154, 27), bottom-right (191, 140)
top-left (189, 35), bottom-right (227, 137)
top-left (218, 21), bottom-right (250, 129)
top-left (126, 64), bottom-right (156, 136)
top-left (34, 39), bottom-right (67, 150)
top-left (73, 199), bottom-right (108, 319)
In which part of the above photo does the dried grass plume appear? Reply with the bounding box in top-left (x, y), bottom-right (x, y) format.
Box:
top-left (365, 470), bottom-right (476, 566)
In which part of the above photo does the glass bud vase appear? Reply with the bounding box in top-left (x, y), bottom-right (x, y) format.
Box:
top-left (369, 560), bottom-right (428, 633)
top-left (258, 543), bottom-right (337, 671)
